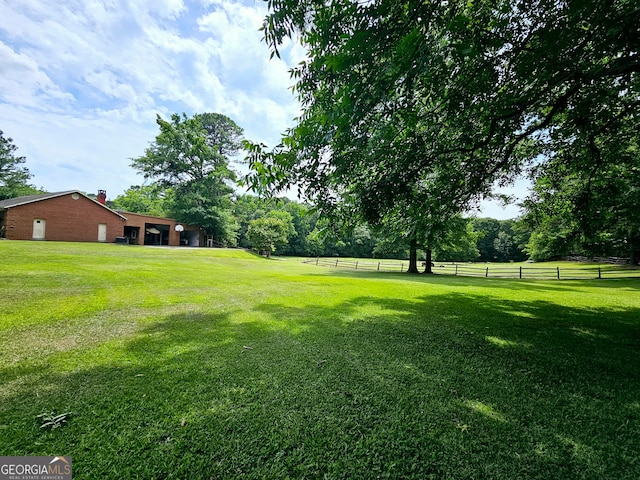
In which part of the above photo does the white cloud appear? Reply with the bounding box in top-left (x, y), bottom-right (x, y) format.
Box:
top-left (0, 42), bottom-right (74, 107)
top-left (0, 0), bottom-right (303, 198)
top-left (194, 0), bottom-right (300, 132)
top-left (134, 0), bottom-right (187, 20)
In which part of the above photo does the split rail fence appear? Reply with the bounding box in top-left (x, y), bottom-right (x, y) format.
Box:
top-left (302, 257), bottom-right (640, 280)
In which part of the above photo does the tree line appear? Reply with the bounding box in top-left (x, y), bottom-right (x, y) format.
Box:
top-left (1, 101), bottom-right (637, 265)
top-left (112, 182), bottom-right (529, 262)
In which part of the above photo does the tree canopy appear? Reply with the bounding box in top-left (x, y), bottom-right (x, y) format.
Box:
top-left (112, 184), bottom-right (169, 217)
top-left (246, 212), bottom-right (294, 257)
top-left (245, 0), bottom-right (640, 271)
top-left (131, 113), bottom-right (243, 244)
top-left (521, 131), bottom-right (640, 262)
top-left (0, 129), bottom-right (40, 200)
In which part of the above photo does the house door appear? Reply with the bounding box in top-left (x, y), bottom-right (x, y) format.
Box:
top-left (32, 219), bottom-right (46, 240)
top-left (98, 223), bottom-right (107, 242)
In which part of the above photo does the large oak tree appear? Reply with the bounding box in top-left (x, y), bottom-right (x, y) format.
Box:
top-left (131, 113), bottom-right (243, 244)
top-left (246, 0), bottom-right (639, 271)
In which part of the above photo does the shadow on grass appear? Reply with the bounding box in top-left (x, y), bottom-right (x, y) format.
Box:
top-left (1, 293), bottom-right (639, 479)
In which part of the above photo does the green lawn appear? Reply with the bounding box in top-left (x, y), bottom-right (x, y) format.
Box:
top-left (1, 241), bottom-right (639, 479)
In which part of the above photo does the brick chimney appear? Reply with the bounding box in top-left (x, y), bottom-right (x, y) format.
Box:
top-left (97, 190), bottom-right (106, 205)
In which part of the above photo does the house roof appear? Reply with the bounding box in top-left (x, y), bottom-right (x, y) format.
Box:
top-left (0, 191), bottom-right (77, 209)
top-left (120, 211), bottom-right (201, 230)
top-left (0, 190), bottom-right (127, 220)
top-left (119, 211), bottom-right (179, 222)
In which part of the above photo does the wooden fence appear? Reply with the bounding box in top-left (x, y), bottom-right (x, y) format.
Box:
top-left (302, 257), bottom-right (640, 280)
top-left (303, 257), bottom-right (411, 273)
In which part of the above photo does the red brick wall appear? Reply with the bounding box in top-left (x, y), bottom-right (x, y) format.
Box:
top-left (123, 212), bottom-right (179, 246)
top-left (122, 212), bottom-right (201, 246)
top-left (4, 194), bottom-right (125, 242)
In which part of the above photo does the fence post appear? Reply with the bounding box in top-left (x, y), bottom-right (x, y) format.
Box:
top-left (378, 262), bottom-right (380, 271)
top-left (485, 267), bottom-right (489, 278)
top-left (316, 257), bottom-right (319, 265)
top-left (598, 266), bottom-right (601, 279)
top-left (519, 266), bottom-right (522, 279)
top-left (557, 267), bottom-right (560, 280)
top-left (336, 258), bottom-right (339, 268)
top-left (455, 264), bottom-right (458, 275)
top-left (401, 263), bottom-right (404, 272)
top-left (355, 261), bottom-right (358, 270)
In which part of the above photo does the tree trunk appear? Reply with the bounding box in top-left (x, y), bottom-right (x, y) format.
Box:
top-left (424, 248), bottom-right (433, 274)
top-left (407, 237), bottom-right (420, 274)
top-left (630, 236), bottom-right (640, 265)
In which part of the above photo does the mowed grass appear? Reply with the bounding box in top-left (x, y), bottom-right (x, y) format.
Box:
top-left (1, 241), bottom-right (639, 479)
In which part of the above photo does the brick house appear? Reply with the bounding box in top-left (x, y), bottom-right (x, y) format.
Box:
top-left (0, 190), bottom-right (202, 246)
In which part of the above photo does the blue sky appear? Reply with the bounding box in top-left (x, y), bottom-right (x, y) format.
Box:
top-left (0, 0), bottom-right (524, 219)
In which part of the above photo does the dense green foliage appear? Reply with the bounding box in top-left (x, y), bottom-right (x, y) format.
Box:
top-left (245, 210), bottom-right (294, 257)
top-left (111, 184), bottom-right (170, 217)
top-left (1, 241), bottom-right (639, 478)
top-left (521, 131), bottom-right (640, 262)
top-left (110, 179), bottom-right (636, 263)
top-left (473, 218), bottom-right (528, 262)
top-left (0, 129), bottom-right (40, 200)
top-left (244, 0), bottom-right (639, 269)
top-left (229, 195), bottom-right (491, 260)
top-left (130, 113), bottom-right (242, 244)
